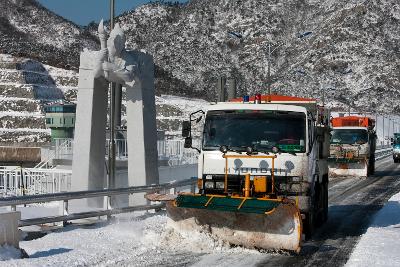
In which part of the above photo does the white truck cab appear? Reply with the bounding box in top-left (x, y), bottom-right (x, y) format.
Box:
top-left (182, 95), bottom-right (331, 235)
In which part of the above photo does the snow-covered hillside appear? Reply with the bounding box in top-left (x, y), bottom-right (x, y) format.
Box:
top-left (3, 0), bottom-right (399, 113)
top-left (0, 53), bottom-right (208, 142)
top-left (0, 0), bottom-right (98, 69)
top-left (117, 0), bottom-right (400, 113)
top-left (0, 54), bottom-right (77, 143)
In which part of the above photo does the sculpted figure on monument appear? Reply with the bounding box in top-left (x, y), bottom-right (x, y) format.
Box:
top-left (94, 19), bottom-right (137, 87)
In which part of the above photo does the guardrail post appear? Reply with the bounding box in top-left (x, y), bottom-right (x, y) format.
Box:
top-left (62, 200), bottom-right (69, 227)
top-left (106, 195), bottom-right (112, 221)
top-left (190, 182), bottom-right (196, 193)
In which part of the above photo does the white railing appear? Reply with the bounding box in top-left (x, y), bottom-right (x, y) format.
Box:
top-left (54, 138), bottom-right (74, 160)
top-left (49, 138), bottom-right (200, 166)
top-left (35, 138), bottom-right (74, 168)
top-left (105, 139), bottom-right (128, 160)
top-left (0, 167), bottom-right (71, 197)
top-left (158, 139), bottom-right (201, 166)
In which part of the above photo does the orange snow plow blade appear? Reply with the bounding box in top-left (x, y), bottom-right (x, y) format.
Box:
top-left (166, 198), bottom-right (302, 252)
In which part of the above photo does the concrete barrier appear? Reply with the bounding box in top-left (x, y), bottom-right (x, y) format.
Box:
top-left (0, 211), bottom-right (21, 248)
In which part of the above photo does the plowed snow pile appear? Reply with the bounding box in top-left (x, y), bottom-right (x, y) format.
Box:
top-left (2, 212), bottom-right (264, 267)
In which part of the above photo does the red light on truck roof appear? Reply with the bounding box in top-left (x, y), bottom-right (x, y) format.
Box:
top-left (254, 93), bottom-right (262, 104)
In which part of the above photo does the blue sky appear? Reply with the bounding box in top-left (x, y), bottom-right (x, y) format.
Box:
top-left (37, 0), bottom-right (186, 26)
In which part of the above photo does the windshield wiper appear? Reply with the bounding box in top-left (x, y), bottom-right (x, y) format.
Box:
top-left (228, 146), bottom-right (246, 153)
top-left (255, 148), bottom-right (270, 155)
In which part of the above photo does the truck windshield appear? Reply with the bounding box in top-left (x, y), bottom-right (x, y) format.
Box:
top-left (331, 129), bottom-right (368, 145)
top-left (203, 110), bottom-right (306, 153)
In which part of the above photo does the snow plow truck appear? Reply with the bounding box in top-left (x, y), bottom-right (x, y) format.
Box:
top-left (328, 116), bottom-right (376, 177)
top-left (151, 95), bottom-right (331, 252)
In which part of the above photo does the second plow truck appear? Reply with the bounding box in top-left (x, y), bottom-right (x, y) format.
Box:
top-left (329, 116), bottom-right (376, 177)
top-left (154, 94), bottom-right (330, 252)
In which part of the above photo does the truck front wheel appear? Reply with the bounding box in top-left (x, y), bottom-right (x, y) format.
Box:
top-left (303, 210), bottom-right (315, 239)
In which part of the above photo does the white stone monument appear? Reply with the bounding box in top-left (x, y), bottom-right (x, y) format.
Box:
top-left (72, 20), bottom-right (159, 207)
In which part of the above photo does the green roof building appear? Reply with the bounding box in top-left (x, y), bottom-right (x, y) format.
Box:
top-left (44, 103), bottom-right (76, 140)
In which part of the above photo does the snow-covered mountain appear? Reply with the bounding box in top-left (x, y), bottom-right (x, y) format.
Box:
top-left (1, 0), bottom-right (399, 143)
top-left (117, 0), bottom-right (400, 113)
top-left (0, 0), bottom-right (98, 69)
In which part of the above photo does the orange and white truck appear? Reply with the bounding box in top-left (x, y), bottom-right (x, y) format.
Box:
top-left (163, 94), bottom-right (331, 252)
top-left (329, 116), bottom-right (376, 177)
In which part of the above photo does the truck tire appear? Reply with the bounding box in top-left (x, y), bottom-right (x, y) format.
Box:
top-left (368, 158), bottom-right (375, 175)
top-left (304, 182), bottom-right (319, 239)
top-left (303, 210), bottom-right (315, 240)
top-left (315, 180), bottom-right (327, 227)
top-left (321, 179), bottom-right (328, 223)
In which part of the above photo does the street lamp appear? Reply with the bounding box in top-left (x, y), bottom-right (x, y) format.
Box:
top-left (264, 31), bottom-right (313, 101)
top-left (266, 41), bottom-right (284, 100)
top-left (108, 0), bottom-right (117, 196)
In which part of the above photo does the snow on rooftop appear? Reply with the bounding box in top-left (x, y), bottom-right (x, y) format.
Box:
top-left (346, 191), bottom-right (400, 267)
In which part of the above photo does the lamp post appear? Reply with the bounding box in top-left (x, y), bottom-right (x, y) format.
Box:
top-left (382, 115), bottom-right (385, 146)
top-left (265, 42), bottom-right (284, 101)
top-left (108, 0), bottom-right (116, 194)
top-left (264, 32), bottom-right (313, 102)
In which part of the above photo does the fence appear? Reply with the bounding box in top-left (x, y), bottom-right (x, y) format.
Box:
top-left (375, 146), bottom-right (393, 160)
top-left (0, 167), bottom-right (71, 197)
top-left (0, 177), bottom-right (196, 227)
top-left (46, 138), bottom-right (201, 166)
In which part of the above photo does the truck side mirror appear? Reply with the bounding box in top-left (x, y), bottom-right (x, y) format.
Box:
top-left (184, 137), bottom-right (192, 148)
top-left (182, 121), bottom-right (191, 137)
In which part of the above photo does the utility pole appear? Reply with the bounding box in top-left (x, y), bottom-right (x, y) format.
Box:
top-left (393, 118), bottom-right (395, 135)
top-left (266, 43), bottom-right (271, 101)
top-left (383, 116), bottom-right (385, 146)
top-left (108, 0), bottom-right (116, 195)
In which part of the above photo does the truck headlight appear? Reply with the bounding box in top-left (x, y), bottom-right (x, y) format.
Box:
top-left (216, 182), bottom-right (224, 189)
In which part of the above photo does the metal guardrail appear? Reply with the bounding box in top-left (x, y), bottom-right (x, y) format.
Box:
top-left (375, 147), bottom-right (393, 161)
top-left (1, 177), bottom-right (197, 227)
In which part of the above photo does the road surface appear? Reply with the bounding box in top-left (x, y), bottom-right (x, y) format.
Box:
top-left (256, 155), bottom-right (400, 267)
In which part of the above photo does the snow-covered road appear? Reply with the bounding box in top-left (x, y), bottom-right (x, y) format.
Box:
top-left (1, 156), bottom-right (400, 266)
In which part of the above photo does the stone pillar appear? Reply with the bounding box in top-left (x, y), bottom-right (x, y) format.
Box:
top-left (71, 51), bottom-right (109, 207)
top-left (126, 51), bottom-right (159, 205)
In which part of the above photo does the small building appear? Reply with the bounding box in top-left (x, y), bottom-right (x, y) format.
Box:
top-left (44, 103), bottom-right (76, 139)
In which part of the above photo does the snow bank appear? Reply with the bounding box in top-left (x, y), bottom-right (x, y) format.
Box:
top-left (0, 245), bottom-right (21, 261)
top-left (346, 192), bottom-right (400, 267)
top-left (3, 211), bottom-right (263, 266)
